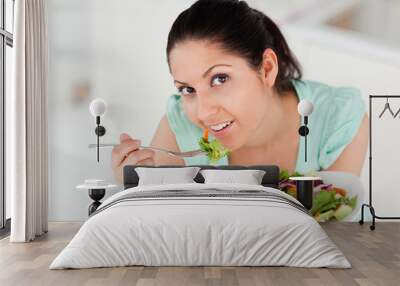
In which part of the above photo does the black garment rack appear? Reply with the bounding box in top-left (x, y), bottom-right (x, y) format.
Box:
top-left (359, 95), bottom-right (400, 230)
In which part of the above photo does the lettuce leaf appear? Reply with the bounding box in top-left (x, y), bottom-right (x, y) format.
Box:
top-left (198, 137), bottom-right (230, 163)
top-left (348, 196), bottom-right (357, 209)
top-left (315, 209), bottom-right (335, 222)
top-left (279, 170), bottom-right (302, 181)
top-left (279, 170), bottom-right (290, 181)
top-left (310, 190), bottom-right (337, 216)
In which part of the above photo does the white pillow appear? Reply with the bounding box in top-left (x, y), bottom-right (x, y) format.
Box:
top-left (135, 167), bottom-right (201, 186)
top-left (200, 169), bottom-right (266, 185)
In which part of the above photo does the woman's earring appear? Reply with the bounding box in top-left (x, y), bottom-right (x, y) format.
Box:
top-left (297, 99), bottom-right (314, 162)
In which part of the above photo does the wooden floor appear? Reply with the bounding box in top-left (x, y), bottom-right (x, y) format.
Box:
top-left (0, 222), bottom-right (399, 286)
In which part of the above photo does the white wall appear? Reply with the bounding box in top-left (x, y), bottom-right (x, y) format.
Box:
top-left (48, 0), bottom-right (199, 221)
top-left (48, 0), bottom-right (400, 221)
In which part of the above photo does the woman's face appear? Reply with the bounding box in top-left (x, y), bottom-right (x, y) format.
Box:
top-left (169, 40), bottom-right (277, 151)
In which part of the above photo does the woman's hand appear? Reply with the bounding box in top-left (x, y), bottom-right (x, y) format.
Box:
top-left (111, 133), bottom-right (155, 184)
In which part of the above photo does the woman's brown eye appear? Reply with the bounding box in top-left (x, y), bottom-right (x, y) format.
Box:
top-left (211, 74), bottom-right (229, 86)
top-left (178, 86), bottom-right (195, 96)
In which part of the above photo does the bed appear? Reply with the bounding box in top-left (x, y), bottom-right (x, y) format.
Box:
top-left (49, 164), bottom-right (351, 269)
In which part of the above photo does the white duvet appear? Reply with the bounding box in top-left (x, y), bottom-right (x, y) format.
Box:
top-left (50, 183), bottom-right (351, 269)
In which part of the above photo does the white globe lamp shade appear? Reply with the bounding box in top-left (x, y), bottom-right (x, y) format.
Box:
top-left (89, 98), bottom-right (107, 117)
top-left (297, 99), bottom-right (314, 116)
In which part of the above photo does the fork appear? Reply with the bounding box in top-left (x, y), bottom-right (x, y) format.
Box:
top-left (88, 143), bottom-right (206, 158)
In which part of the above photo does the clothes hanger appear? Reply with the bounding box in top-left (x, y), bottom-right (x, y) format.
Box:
top-left (393, 105), bottom-right (400, 118)
top-left (378, 97), bottom-right (396, 118)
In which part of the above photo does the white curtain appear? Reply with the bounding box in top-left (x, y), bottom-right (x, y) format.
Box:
top-left (8, 0), bottom-right (48, 242)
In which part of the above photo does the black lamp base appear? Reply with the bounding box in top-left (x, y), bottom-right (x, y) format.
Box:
top-left (95, 125), bottom-right (106, 136)
top-left (295, 180), bottom-right (314, 210)
top-left (88, 188), bottom-right (105, 216)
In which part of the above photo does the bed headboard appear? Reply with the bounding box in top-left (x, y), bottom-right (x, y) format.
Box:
top-left (123, 164), bottom-right (280, 190)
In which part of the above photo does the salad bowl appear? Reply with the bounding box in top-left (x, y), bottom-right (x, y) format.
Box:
top-left (315, 171), bottom-right (366, 222)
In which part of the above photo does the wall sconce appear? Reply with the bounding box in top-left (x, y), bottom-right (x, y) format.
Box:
top-left (89, 98), bottom-right (107, 162)
top-left (297, 99), bottom-right (314, 162)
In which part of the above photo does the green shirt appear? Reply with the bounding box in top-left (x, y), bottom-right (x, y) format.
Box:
top-left (165, 80), bottom-right (366, 174)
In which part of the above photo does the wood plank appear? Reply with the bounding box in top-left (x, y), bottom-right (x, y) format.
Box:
top-left (0, 222), bottom-right (399, 286)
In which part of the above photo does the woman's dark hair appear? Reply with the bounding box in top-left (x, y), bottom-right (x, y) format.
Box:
top-left (166, 0), bottom-right (302, 93)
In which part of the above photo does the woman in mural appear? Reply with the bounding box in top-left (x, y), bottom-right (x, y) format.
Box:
top-left (111, 0), bottom-right (368, 184)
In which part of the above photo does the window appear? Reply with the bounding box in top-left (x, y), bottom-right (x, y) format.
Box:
top-left (0, 0), bottom-right (14, 236)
